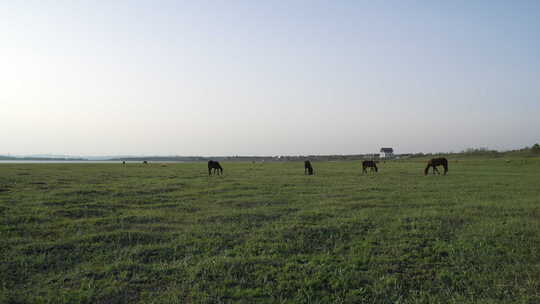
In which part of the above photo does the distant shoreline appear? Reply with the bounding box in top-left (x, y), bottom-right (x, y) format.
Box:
top-left (0, 160), bottom-right (188, 164)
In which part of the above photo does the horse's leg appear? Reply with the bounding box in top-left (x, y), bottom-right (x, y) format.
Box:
top-left (208, 167), bottom-right (212, 175)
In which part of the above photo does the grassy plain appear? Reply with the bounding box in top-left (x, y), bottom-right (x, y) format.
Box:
top-left (1, 159), bottom-right (540, 303)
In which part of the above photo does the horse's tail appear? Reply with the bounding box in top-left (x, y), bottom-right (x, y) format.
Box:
top-left (424, 161), bottom-right (431, 175)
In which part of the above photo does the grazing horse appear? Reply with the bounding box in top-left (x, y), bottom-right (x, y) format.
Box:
top-left (304, 160), bottom-right (314, 175)
top-left (424, 158), bottom-right (448, 175)
top-left (208, 160), bottom-right (223, 175)
top-left (362, 160), bottom-right (378, 173)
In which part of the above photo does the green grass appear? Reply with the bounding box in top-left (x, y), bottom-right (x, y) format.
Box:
top-left (1, 159), bottom-right (540, 303)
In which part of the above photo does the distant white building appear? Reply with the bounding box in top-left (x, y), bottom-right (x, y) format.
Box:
top-left (380, 147), bottom-right (394, 159)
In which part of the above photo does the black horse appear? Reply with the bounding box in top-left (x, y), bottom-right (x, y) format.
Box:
top-left (304, 160), bottom-right (314, 175)
top-left (143, 161), bottom-right (148, 164)
top-left (362, 160), bottom-right (378, 173)
top-left (208, 160), bottom-right (223, 175)
top-left (424, 158), bottom-right (448, 175)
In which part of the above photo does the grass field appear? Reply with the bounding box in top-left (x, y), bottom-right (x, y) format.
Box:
top-left (1, 159), bottom-right (540, 303)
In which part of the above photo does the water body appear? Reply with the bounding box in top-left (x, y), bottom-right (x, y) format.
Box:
top-left (0, 160), bottom-right (187, 164)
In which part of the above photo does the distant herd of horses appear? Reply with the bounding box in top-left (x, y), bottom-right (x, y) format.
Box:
top-left (195, 158), bottom-right (448, 176)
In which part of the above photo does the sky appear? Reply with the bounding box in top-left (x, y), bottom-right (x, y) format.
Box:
top-left (1, 1), bottom-right (539, 156)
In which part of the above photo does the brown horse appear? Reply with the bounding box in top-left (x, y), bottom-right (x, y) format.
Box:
top-left (304, 160), bottom-right (314, 175)
top-left (424, 158), bottom-right (448, 175)
top-left (208, 160), bottom-right (223, 175)
top-left (362, 160), bottom-right (378, 173)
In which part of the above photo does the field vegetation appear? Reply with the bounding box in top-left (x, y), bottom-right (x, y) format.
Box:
top-left (1, 159), bottom-right (540, 303)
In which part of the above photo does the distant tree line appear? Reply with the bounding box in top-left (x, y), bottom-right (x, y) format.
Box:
top-left (407, 144), bottom-right (540, 159)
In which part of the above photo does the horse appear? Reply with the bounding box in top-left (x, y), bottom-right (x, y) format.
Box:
top-left (122, 161), bottom-right (126, 165)
top-left (304, 160), bottom-right (314, 175)
top-left (208, 160), bottom-right (223, 175)
top-left (362, 160), bottom-right (378, 173)
top-left (424, 158), bottom-right (448, 175)
top-left (143, 161), bottom-right (148, 164)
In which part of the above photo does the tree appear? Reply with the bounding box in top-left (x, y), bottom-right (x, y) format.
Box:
top-left (532, 143), bottom-right (540, 154)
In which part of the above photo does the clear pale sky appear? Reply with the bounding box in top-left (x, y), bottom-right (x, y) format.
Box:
top-left (1, 1), bottom-right (539, 156)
